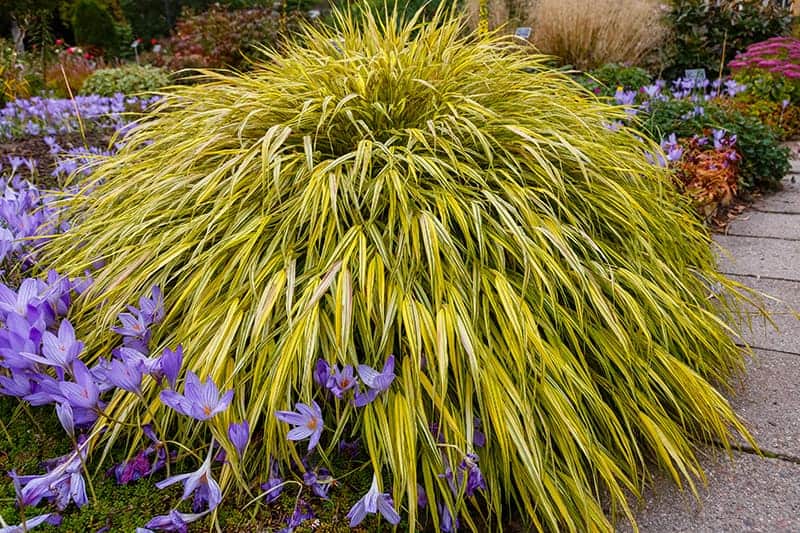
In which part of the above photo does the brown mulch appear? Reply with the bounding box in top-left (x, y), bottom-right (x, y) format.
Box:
top-left (708, 193), bottom-right (757, 232)
top-left (0, 130), bottom-right (112, 190)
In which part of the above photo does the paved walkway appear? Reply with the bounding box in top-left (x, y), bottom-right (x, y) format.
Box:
top-left (620, 167), bottom-right (800, 531)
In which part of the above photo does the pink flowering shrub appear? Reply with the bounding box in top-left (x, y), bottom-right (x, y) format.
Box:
top-left (729, 36), bottom-right (800, 104)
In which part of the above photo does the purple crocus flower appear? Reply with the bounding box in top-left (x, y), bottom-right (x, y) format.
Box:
top-left (338, 438), bottom-right (360, 457)
top-left (458, 453), bottom-right (486, 497)
top-left (55, 402), bottom-right (74, 438)
top-left (642, 84), bottom-right (661, 99)
top-left (313, 359), bottom-right (330, 387)
top-left (112, 309), bottom-right (151, 347)
top-left (303, 467), bottom-right (333, 499)
top-left (143, 509), bottom-right (207, 532)
top-left (159, 371), bottom-right (233, 421)
top-left (15, 444), bottom-right (89, 510)
top-left (158, 345), bottom-right (182, 390)
top-left (417, 484), bottom-right (427, 508)
top-left (275, 401), bottom-right (324, 451)
top-left (227, 421), bottom-right (250, 457)
top-left (259, 459), bottom-right (284, 504)
top-left (108, 424), bottom-right (169, 485)
top-left (33, 319), bottom-right (82, 368)
top-left (357, 355), bottom-right (395, 391)
top-left (353, 355), bottom-right (396, 406)
top-left (0, 512), bottom-right (60, 532)
top-left (59, 360), bottom-right (99, 409)
top-left (346, 475), bottom-right (401, 526)
top-left (660, 133), bottom-right (683, 163)
top-left (712, 128), bottom-right (727, 150)
top-left (0, 278), bottom-right (43, 317)
top-left (473, 417), bottom-right (486, 448)
top-left (665, 145), bottom-right (683, 162)
top-left (614, 89), bottom-right (637, 106)
top-left (279, 499), bottom-right (314, 533)
top-left (326, 364), bottom-right (357, 398)
top-left (138, 286), bottom-right (164, 324)
top-left (108, 450), bottom-right (153, 485)
top-left (106, 357), bottom-right (144, 393)
top-left (155, 446), bottom-right (222, 512)
top-left (439, 502), bottom-right (460, 533)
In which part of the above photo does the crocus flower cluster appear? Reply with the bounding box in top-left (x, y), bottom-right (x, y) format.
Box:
top-left (313, 354), bottom-right (396, 407)
top-left (0, 276), bottom-right (214, 532)
top-left (107, 425), bottom-right (171, 485)
top-left (606, 75), bottom-right (747, 113)
top-left (274, 355), bottom-right (396, 453)
top-left (0, 95), bottom-right (159, 141)
top-left (12, 441), bottom-right (89, 511)
top-left (603, 75), bottom-right (748, 138)
top-left (0, 279), bottom-right (168, 421)
top-left (0, 170), bottom-right (63, 266)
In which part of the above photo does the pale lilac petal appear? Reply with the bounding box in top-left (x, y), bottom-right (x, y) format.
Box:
top-left (287, 426), bottom-right (315, 441)
top-left (377, 496), bottom-right (401, 524)
top-left (155, 472), bottom-right (192, 490)
top-left (275, 410), bottom-right (307, 426)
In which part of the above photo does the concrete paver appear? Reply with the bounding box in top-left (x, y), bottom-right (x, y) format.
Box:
top-left (725, 275), bottom-right (800, 354)
top-left (714, 235), bottom-right (800, 281)
top-left (752, 177), bottom-right (800, 214)
top-left (620, 451), bottom-right (800, 532)
top-left (624, 162), bottom-right (800, 532)
top-left (725, 211), bottom-right (800, 240)
top-left (731, 349), bottom-right (800, 455)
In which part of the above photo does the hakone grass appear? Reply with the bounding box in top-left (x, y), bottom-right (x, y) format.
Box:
top-left (37, 6), bottom-right (764, 532)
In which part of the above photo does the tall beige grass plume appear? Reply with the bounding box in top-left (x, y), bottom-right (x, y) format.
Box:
top-left (521, 0), bottom-right (667, 70)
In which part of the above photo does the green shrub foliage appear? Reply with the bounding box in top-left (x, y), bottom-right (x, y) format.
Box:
top-left (44, 10), bottom-right (757, 532)
top-left (79, 64), bottom-right (170, 96)
top-left (665, 0), bottom-right (792, 79)
top-left (578, 63), bottom-right (652, 97)
top-left (642, 97), bottom-right (790, 189)
top-left (71, 0), bottom-right (120, 54)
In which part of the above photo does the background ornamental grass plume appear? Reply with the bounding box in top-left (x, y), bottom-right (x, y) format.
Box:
top-left (41, 8), bottom-right (758, 532)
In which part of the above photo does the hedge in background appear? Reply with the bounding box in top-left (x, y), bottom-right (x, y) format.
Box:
top-left (79, 64), bottom-right (170, 96)
top-left (44, 9), bottom-right (757, 531)
top-left (664, 0), bottom-right (792, 79)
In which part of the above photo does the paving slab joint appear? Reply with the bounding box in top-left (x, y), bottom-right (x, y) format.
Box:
top-left (710, 439), bottom-right (800, 465)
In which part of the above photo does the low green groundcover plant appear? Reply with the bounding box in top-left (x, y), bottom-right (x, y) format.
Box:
top-left (39, 9), bottom-right (758, 532)
top-left (578, 63), bottom-right (652, 97)
top-left (79, 65), bottom-right (171, 97)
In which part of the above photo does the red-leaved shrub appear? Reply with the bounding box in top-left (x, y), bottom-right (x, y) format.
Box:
top-left (155, 5), bottom-right (306, 72)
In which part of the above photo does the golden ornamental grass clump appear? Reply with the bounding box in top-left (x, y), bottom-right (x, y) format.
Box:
top-left (43, 9), bottom-right (755, 532)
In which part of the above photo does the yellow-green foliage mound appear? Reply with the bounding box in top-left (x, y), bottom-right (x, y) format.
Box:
top-left (44, 9), bottom-right (753, 532)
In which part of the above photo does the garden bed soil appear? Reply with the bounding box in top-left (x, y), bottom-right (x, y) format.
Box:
top-left (0, 130), bottom-right (112, 189)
